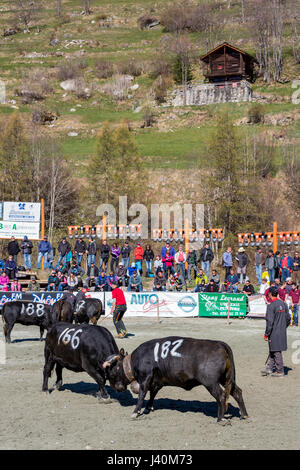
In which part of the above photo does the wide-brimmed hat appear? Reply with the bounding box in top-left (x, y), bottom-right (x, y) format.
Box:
top-left (238, 247), bottom-right (245, 252)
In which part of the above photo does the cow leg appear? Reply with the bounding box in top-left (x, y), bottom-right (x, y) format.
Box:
top-left (205, 383), bottom-right (226, 422)
top-left (39, 326), bottom-right (45, 341)
top-left (131, 376), bottom-right (152, 418)
top-left (55, 363), bottom-right (63, 390)
top-left (42, 349), bottom-right (56, 392)
top-left (83, 361), bottom-right (110, 402)
top-left (144, 385), bottom-right (162, 414)
top-left (230, 383), bottom-right (248, 419)
top-left (3, 321), bottom-right (13, 344)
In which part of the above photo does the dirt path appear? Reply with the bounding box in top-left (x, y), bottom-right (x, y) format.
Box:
top-left (0, 317), bottom-right (299, 450)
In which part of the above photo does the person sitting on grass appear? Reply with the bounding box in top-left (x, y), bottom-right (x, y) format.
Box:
top-left (226, 268), bottom-right (240, 293)
top-left (27, 276), bottom-right (41, 292)
top-left (128, 271), bottom-right (143, 292)
top-left (242, 279), bottom-right (255, 297)
top-left (97, 272), bottom-right (109, 292)
top-left (205, 279), bottom-right (219, 293)
top-left (153, 270), bottom-right (166, 291)
top-left (0, 271), bottom-right (10, 291)
top-left (11, 278), bottom-right (22, 292)
top-left (47, 270), bottom-right (59, 291)
top-left (195, 269), bottom-right (208, 289)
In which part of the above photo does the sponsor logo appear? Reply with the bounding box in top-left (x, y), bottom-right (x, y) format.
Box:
top-left (177, 296), bottom-right (197, 313)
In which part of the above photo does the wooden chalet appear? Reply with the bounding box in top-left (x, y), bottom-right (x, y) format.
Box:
top-left (200, 42), bottom-right (257, 84)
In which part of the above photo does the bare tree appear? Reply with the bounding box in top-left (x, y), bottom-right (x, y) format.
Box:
top-left (13, 0), bottom-right (41, 33)
top-left (162, 34), bottom-right (195, 105)
top-left (82, 0), bottom-right (92, 15)
top-left (56, 0), bottom-right (63, 18)
top-left (247, 0), bottom-right (284, 83)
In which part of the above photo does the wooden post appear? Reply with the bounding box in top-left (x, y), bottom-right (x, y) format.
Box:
top-left (184, 218), bottom-right (189, 273)
top-left (273, 221), bottom-right (278, 253)
top-left (226, 299), bottom-right (231, 325)
top-left (102, 214), bottom-right (107, 241)
top-left (40, 198), bottom-right (45, 271)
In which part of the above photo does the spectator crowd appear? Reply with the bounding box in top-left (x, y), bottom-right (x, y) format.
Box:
top-left (0, 235), bottom-right (299, 325)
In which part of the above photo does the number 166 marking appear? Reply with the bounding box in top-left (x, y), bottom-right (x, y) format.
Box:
top-left (154, 339), bottom-right (183, 362)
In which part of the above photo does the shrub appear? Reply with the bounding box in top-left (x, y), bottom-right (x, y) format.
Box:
top-left (137, 15), bottom-right (159, 30)
top-left (95, 60), bottom-right (114, 79)
top-left (57, 62), bottom-right (80, 81)
top-left (248, 104), bottom-right (264, 124)
top-left (117, 60), bottom-right (144, 77)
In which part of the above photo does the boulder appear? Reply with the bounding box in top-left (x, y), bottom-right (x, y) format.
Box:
top-left (60, 79), bottom-right (77, 92)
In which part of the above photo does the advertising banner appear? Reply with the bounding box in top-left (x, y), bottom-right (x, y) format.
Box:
top-left (3, 202), bottom-right (41, 223)
top-left (0, 221), bottom-right (40, 239)
top-left (104, 291), bottom-right (199, 318)
top-left (198, 292), bottom-right (247, 317)
top-left (0, 291), bottom-right (104, 308)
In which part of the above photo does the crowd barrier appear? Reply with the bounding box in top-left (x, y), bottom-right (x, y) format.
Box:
top-left (0, 291), bottom-right (250, 318)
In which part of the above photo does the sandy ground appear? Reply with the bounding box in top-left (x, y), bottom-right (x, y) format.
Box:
top-left (0, 315), bottom-right (299, 451)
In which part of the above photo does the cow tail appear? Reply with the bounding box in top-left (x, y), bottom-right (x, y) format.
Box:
top-left (223, 343), bottom-right (236, 412)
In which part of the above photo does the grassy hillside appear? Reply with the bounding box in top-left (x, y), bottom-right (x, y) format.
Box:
top-left (0, 0), bottom-right (299, 176)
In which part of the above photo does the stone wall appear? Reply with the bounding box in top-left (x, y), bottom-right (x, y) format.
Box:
top-left (170, 80), bottom-right (252, 106)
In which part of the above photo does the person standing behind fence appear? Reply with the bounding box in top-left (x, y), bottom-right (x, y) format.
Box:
top-left (86, 237), bottom-right (97, 267)
top-left (261, 286), bottom-right (290, 377)
top-left (134, 242), bottom-right (144, 276)
top-left (37, 236), bottom-right (52, 270)
top-left (235, 247), bottom-right (249, 284)
top-left (7, 236), bottom-right (20, 264)
top-left (255, 247), bottom-right (264, 285)
top-left (292, 252), bottom-right (300, 285)
top-left (265, 250), bottom-right (276, 284)
top-left (74, 237), bottom-right (87, 267)
top-left (109, 281), bottom-right (128, 339)
top-left (175, 244), bottom-right (186, 279)
top-left (143, 244), bottom-right (154, 277)
top-left (110, 243), bottom-right (120, 273)
top-left (186, 248), bottom-right (197, 282)
top-left (57, 237), bottom-right (71, 266)
top-left (161, 242), bottom-right (175, 278)
top-left (199, 242), bottom-right (214, 280)
top-left (222, 247), bottom-right (233, 279)
top-left (120, 240), bottom-right (131, 270)
top-left (20, 236), bottom-right (33, 271)
top-left (288, 282), bottom-right (300, 327)
top-left (280, 251), bottom-right (294, 282)
top-left (99, 239), bottom-right (110, 273)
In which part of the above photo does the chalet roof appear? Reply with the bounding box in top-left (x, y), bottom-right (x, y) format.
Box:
top-left (200, 42), bottom-right (258, 63)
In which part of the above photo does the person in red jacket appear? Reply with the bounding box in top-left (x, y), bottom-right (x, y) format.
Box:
top-left (110, 281), bottom-right (128, 338)
top-left (134, 242), bottom-right (144, 276)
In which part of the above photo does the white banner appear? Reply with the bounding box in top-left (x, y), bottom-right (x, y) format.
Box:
top-left (3, 202), bottom-right (41, 222)
top-left (0, 221), bottom-right (40, 240)
top-left (98, 291), bottom-right (199, 318)
top-left (248, 295), bottom-right (292, 317)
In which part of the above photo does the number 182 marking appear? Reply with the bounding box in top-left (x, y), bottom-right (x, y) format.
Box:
top-left (154, 339), bottom-right (183, 362)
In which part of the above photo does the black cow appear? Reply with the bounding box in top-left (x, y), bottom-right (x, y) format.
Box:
top-left (74, 298), bottom-right (104, 325)
top-left (42, 322), bottom-right (120, 403)
top-left (2, 301), bottom-right (53, 343)
top-left (51, 298), bottom-right (74, 324)
top-left (103, 336), bottom-right (249, 422)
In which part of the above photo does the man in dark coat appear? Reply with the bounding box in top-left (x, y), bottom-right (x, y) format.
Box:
top-left (8, 236), bottom-right (20, 264)
top-left (57, 237), bottom-right (71, 265)
top-left (198, 242), bottom-right (214, 279)
top-left (262, 286), bottom-right (290, 377)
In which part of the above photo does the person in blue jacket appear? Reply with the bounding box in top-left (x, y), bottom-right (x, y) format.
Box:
top-left (37, 236), bottom-right (52, 270)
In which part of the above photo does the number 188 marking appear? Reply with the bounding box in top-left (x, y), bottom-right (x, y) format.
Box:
top-left (154, 339), bottom-right (183, 362)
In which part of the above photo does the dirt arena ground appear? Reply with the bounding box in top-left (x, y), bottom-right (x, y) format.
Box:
top-left (0, 316), bottom-right (299, 451)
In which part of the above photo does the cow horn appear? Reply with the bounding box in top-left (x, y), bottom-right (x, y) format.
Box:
top-left (122, 354), bottom-right (135, 383)
top-left (102, 354), bottom-right (120, 368)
